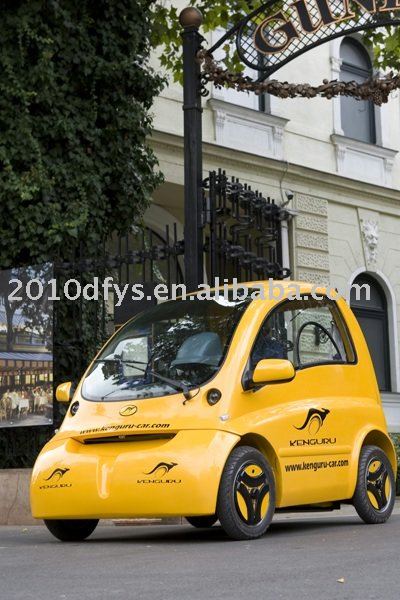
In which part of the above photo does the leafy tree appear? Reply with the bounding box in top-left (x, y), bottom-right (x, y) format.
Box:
top-left (0, 0), bottom-right (164, 269)
top-left (151, 1), bottom-right (400, 82)
top-left (0, 0), bottom-right (164, 467)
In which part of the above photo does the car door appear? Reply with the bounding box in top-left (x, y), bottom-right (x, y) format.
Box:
top-left (247, 295), bottom-right (360, 507)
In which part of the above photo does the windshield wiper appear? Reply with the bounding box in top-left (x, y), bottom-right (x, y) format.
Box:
top-left (95, 358), bottom-right (148, 365)
top-left (96, 357), bottom-right (193, 402)
top-left (123, 362), bottom-right (193, 402)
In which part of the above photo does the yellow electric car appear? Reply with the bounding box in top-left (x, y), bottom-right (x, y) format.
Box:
top-left (30, 282), bottom-right (397, 541)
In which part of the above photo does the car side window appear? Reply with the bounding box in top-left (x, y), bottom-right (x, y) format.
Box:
top-left (250, 297), bottom-right (355, 370)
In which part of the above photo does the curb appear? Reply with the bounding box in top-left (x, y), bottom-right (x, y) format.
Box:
top-left (112, 499), bottom-right (400, 526)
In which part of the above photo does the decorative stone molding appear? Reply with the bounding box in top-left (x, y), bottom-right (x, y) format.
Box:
top-left (384, 156), bottom-right (395, 178)
top-left (214, 108), bottom-right (226, 142)
top-left (297, 232), bottom-right (329, 252)
top-left (297, 270), bottom-right (331, 286)
top-left (360, 218), bottom-right (379, 269)
top-left (296, 194), bottom-right (328, 216)
top-left (297, 251), bottom-right (330, 271)
top-left (330, 53), bottom-right (344, 136)
top-left (330, 55), bottom-right (342, 74)
top-left (331, 134), bottom-right (398, 187)
top-left (335, 143), bottom-right (346, 166)
top-left (296, 214), bottom-right (328, 235)
top-left (208, 99), bottom-right (289, 160)
top-left (292, 194), bottom-right (331, 285)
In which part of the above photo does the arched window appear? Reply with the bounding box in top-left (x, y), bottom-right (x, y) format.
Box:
top-left (340, 38), bottom-right (376, 144)
top-left (350, 274), bottom-right (390, 391)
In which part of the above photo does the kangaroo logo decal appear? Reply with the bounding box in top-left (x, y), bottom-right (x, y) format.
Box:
top-left (119, 405), bottom-right (138, 417)
top-left (44, 467), bottom-right (70, 482)
top-left (144, 462), bottom-right (177, 477)
top-left (294, 408), bottom-right (330, 435)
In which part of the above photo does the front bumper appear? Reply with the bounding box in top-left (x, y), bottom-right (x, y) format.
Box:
top-left (30, 429), bottom-right (239, 519)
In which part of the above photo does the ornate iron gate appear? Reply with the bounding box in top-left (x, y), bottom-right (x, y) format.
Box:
top-left (203, 170), bottom-right (290, 283)
top-left (54, 224), bottom-right (185, 382)
top-left (0, 225), bottom-right (185, 468)
top-left (0, 170), bottom-right (289, 468)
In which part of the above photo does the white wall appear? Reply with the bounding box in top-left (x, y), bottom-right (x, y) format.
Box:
top-left (151, 6), bottom-right (400, 188)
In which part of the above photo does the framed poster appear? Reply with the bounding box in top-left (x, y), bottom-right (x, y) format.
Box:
top-left (0, 264), bottom-right (53, 428)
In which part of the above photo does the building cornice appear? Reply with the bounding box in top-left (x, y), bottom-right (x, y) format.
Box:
top-left (149, 129), bottom-right (400, 214)
top-left (331, 134), bottom-right (398, 188)
top-left (208, 99), bottom-right (290, 130)
top-left (208, 99), bottom-right (289, 162)
top-left (331, 134), bottom-right (398, 159)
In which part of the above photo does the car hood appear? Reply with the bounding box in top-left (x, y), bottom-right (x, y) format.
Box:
top-left (55, 385), bottom-right (233, 443)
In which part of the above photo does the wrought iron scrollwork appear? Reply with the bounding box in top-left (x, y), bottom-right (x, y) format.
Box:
top-left (201, 1), bottom-right (400, 104)
top-left (203, 170), bottom-right (291, 282)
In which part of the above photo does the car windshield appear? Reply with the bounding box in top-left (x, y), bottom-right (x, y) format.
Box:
top-left (82, 293), bottom-right (251, 401)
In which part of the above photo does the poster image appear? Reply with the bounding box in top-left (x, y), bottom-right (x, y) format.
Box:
top-left (0, 264), bottom-right (53, 428)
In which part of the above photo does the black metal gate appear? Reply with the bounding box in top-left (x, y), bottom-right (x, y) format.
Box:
top-left (203, 170), bottom-right (290, 283)
top-left (57, 173), bottom-right (287, 364)
top-left (0, 170), bottom-right (289, 468)
top-left (52, 169), bottom-right (289, 387)
top-left (0, 225), bottom-right (185, 468)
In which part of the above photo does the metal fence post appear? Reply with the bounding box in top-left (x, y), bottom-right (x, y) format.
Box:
top-left (179, 7), bottom-right (204, 291)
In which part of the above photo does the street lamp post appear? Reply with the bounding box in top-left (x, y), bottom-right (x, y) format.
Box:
top-left (179, 7), bottom-right (204, 292)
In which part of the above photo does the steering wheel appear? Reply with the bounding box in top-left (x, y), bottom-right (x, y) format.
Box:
top-left (295, 321), bottom-right (342, 367)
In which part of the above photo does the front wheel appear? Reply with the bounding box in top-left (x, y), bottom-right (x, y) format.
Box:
top-left (185, 515), bottom-right (217, 528)
top-left (353, 445), bottom-right (395, 524)
top-left (44, 519), bottom-right (99, 541)
top-left (216, 446), bottom-right (276, 540)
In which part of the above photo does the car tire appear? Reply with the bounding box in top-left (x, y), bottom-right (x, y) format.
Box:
top-left (185, 515), bottom-right (218, 528)
top-left (216, 446), bottom-right (276, 540)
top-left (44, 519), bottom-right (99, 541)
top-left (353, 445), bottom-right (395, 524)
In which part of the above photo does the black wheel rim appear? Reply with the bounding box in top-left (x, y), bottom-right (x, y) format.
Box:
top-left (365, 458), bottom-right (392, 512)
top-left (234, 462), bottom-right (270, 525)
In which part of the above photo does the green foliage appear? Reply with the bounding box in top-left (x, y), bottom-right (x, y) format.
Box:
top-left (151, 0), bottom-right (255, 82)
top-left (369, 27), bottom-right (400, 72)
top-left (0, 0), bottom-right (164, 468)
top-left (151, 0), bottom-right (400, 82)
top-left (0, 0), bottom-right (164, 269)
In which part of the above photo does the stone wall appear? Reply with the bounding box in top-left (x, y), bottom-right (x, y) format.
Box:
top-left (0, 469), bottom-right (36, 525)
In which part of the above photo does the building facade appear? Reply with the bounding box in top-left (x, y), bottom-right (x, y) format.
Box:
top-left (2, 8), bottom-right (400, 525)
top-left (147, 17), bottom-right (400, 433)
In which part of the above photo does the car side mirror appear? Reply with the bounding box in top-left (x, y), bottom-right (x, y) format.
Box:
top-left (252, 359), bottom-right (295, 386)
top-left (55, 382), bottom-right (75, 403)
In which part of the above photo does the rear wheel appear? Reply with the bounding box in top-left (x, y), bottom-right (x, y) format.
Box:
top-left (185, 515), bottom-right (217, 528)
top-left (44, 519), bottom-right (99, 541)
top-left (216, 446), bottom-right (275, 540)
top-left (353, 445), bottom-right (395, 524)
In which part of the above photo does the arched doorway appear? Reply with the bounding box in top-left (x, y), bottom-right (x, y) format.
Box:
top-left (350, 274), bottom-right (391, 391)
